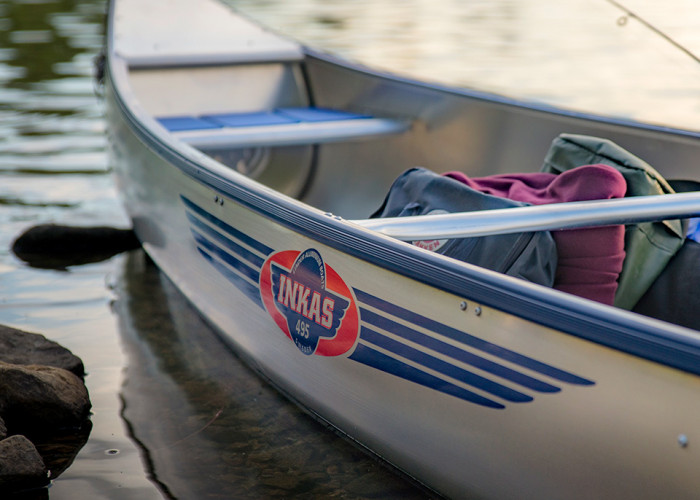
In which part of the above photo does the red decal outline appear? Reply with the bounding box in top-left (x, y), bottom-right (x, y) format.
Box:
top-left (260, 250), bottom-right (359, 356)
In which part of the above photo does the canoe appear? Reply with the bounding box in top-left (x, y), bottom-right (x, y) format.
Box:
top-left (102, 0), bottom-right (700, 498)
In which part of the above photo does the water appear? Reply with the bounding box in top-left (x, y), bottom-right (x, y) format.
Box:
top-left (0, 0), bottom-right (696, 498)
top-left (0, 2), bottom-right (159, 497)
top-left (227, 0), bottom-right (700, 131)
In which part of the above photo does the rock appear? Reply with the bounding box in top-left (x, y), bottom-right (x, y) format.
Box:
top-left (0, 325), bottom-right (84, 378)
top-left (2, 487), bottom-right (48, 500)
top-left (33, 420), bottom-right (92, 480)
top-left (0, 327), bottom-right (92, 483)
top-left (0, 362), bottom-right (91, 434)
top-left (11, 224), bottom-right (140, 269)
top-left (0, 435), bottom-right (48, 492)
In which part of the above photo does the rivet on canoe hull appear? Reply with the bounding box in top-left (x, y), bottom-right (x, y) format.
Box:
top-left (678, 434), bottom-right (689, 448)
top-left (459, 301), bottom-right (468, 311)
top-left (474, 306), bottom-right (482, 316)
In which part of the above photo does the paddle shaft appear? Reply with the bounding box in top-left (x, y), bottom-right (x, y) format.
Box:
top-left (352, 191), bottom-right (700, 240)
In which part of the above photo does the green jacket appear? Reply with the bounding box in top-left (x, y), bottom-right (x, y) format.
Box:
top-left (541, 134), bottom-right (685, 310)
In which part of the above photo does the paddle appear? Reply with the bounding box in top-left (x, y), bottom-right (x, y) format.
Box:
top-left (352, 191), bottom-right (700, 240)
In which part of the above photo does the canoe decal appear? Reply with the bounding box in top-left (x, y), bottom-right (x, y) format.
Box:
top-left (182, 195), bottom-right (274, 308)
top-left (259, 249), bottom-right (359, 356)
top-left (349, 289), bottom-right (594, 409)
top-left (182, 195), bottom-right (594, 408)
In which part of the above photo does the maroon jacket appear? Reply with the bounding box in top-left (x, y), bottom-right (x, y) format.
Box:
top-left (444, 165), bottom-right (627, 305)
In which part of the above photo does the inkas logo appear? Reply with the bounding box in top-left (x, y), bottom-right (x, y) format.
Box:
top-left (259, 249), bottom-right (359, 356)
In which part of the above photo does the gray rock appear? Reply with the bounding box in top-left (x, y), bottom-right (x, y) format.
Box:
top-left (0, 325), bottom-right (84, 377)
top-left (0, 435), bottom-right (48, 491)
top-left (0, 362), bottom-right (91, 433)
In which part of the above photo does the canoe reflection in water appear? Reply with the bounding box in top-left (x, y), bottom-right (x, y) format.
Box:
top-left (113, 250), bottom-right (427, 499)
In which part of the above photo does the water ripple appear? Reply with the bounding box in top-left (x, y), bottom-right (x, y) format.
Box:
top-left (0, 153), bottom-right (107, 174)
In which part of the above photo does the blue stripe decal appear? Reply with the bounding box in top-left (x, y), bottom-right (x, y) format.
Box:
top-left (349, 343), bottom-right (505, 409)
top-left (186, 211), bottom-right (266, 269)
top-left (180, 195), bottom-right (594, 408)
top-left (360, 308), bottom-right (559, 393)
top-left (360, 326), bottom-right (532, 402)
top-left (354, 288), bottom-right (593, 386)
top-left (197, 248), bottom-right (263, 308)
top-left (182, 196), bottom-right (271, 305)
top-left (181, 195), bottom-right (274, 257)
top-left (192, 230), bottom-right (261, 284)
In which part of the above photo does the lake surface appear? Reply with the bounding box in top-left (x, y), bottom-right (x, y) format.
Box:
top-left (0, 0), bottom-right (696, 498)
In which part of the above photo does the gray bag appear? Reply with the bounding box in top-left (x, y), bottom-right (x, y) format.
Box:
top-left (371, 168), bottom-right (558, 287)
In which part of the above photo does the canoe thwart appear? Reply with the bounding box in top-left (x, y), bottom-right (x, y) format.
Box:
top-left (353, 191), bottom-right (700, 240)
top-left (158, 107), bottom-right (409, 149)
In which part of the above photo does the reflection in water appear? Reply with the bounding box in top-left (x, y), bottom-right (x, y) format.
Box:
top-left (227, 0), bottom-right (700, 131)
top-left (113, 251), bottom-right (430, 499)
top-left (0, 0), bottom-right (104, 87)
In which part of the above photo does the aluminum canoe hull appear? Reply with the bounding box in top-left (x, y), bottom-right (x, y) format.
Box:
top-left (104, 0), bottom-right (700, 497)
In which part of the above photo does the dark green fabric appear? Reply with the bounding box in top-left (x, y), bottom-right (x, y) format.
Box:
top-left (541, 134), bottom-right (685, 310)
top-left (633, 239), bottom-right (700, 331)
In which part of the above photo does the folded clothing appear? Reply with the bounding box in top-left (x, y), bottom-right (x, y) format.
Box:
top-left (542, 134), bottom-right (685, 310)
top-left (444, 164), bottom-right (627, 305)
top-left (371, 167), bottom-right (558, 287)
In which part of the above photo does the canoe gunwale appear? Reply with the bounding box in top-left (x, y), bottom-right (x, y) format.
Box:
top-left (105, 2), bottom-right (700, 379)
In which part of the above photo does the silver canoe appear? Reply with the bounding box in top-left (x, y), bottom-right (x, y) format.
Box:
top-left (103, 0), bottom-right (700, 498)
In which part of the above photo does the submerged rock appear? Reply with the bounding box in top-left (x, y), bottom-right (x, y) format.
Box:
top-left (0, 362), bottom-right (91, 433)
top-left (32, 421), bottom-right (92, 480)
top-left (0, 435), bottom-right (48, 491)
top-left (12, 223), bottom-right (140, 269)
top-left (0, 325), bottom-right (84, 377)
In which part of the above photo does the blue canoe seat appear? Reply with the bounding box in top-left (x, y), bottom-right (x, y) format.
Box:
top-left (157, 116), bottom-right (224, 132)
top-left (157, 107), bottom-right (408, 150)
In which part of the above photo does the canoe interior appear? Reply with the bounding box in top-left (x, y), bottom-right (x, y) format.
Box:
top-left (126, 55), bottom-right (700, 221)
